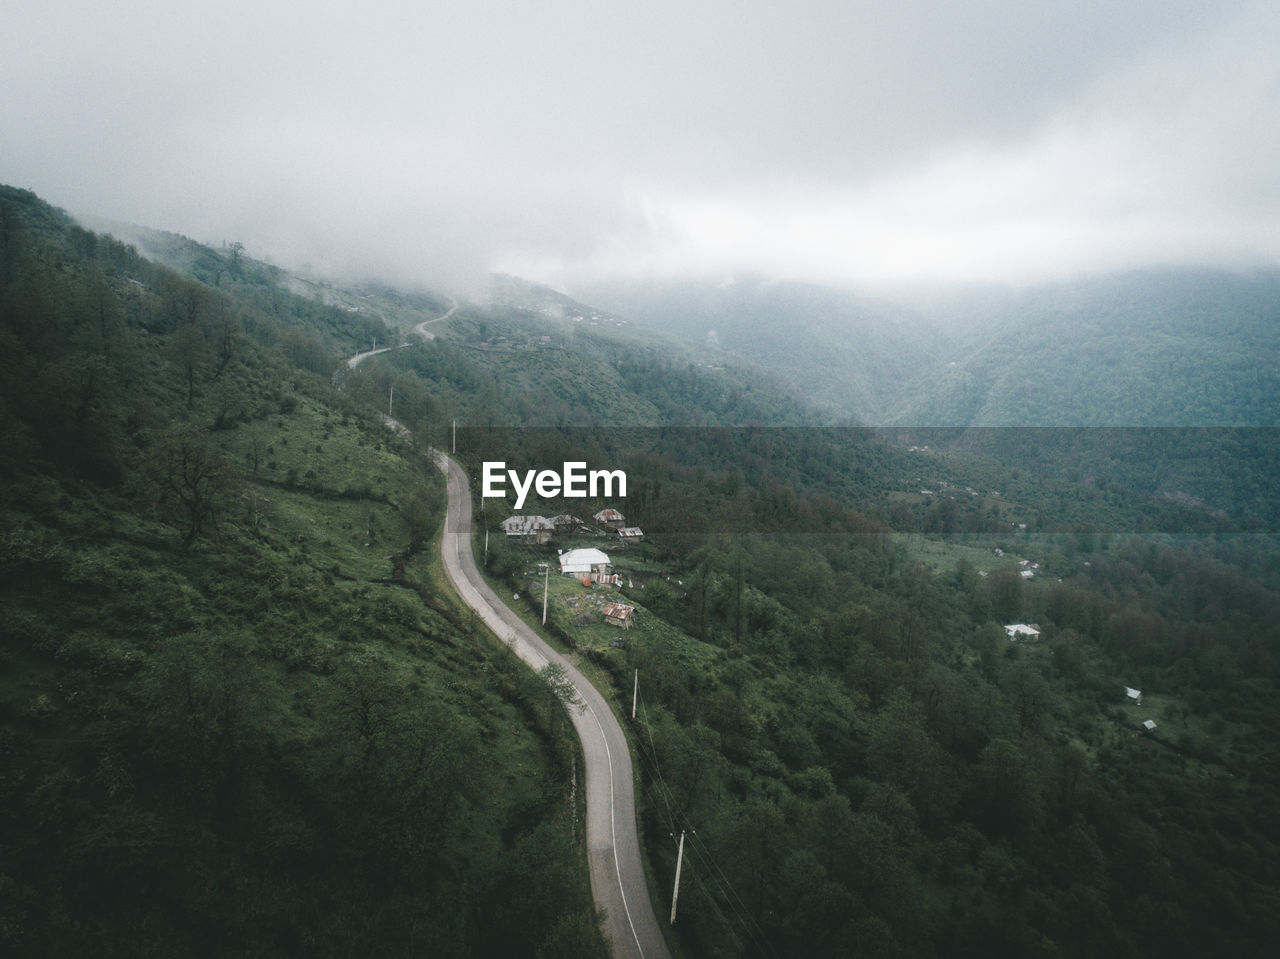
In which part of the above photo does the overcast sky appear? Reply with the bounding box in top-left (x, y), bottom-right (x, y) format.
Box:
top-left (4, 0), bottom-right (1278, 293)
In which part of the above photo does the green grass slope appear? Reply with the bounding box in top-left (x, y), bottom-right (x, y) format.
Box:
top-left (0, 186), bottom-right (605, 958)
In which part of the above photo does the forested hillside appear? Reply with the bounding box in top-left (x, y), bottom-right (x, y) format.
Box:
top-left (0, 186), bottom-right (604, 958)
top-left (462, 427), bottom-right (1280, 959)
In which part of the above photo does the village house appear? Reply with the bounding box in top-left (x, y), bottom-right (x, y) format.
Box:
top-left (1004, 623), bottom-right (1041, 641)
top-left (500, 515), bottom-right (554, 544)
top-left (602, 601), bottom-right (636, 629)
top-left (617, 526), bottom-right (644, 544)
top-left (1125, 686), bottom-right (1143, 705)
top-left (558, 547), bottom-right (611, 578)
top-left (549, 514), bottom-right (580, 533)
top-left (593, 508), bottom-right (626, 530)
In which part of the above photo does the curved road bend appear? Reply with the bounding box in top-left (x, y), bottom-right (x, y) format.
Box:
top-left (436, 452), bottom-right (672, 959)
top-left (345, 299), bottom-right (458, 369)
top-left (413, 299), bottom-right (457, 340)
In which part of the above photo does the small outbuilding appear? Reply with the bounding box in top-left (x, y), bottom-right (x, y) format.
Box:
top-left (602, 601), bottom-right (636, 629)
top-left (1004, 623), bottom-right (1041, 641)
top-left (1125, 686), bottom-right (1143, 705)
top-left (617, 526), bottom-right (645, 544)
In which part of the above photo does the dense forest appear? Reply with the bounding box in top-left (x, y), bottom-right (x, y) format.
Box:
top-left (4, 184), bottom-right (1280, 958)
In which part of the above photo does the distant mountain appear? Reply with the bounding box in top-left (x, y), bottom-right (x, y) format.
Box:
top-left (578, 269), bottom-right (1280, 427)
top-left (570, 274), bottom-right (945, 423)
top-left (889, 269), bottom-right (1280, 426)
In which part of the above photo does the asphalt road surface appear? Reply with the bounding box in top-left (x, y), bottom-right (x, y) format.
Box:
top-left (435, 452), bottom-right (672, 959)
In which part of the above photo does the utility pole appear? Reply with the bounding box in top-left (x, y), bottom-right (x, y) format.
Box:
top-left (632, 668), bottom-right (638, 720)
top-left (484, 529), bottom-right (489, 566)
top-left (670, 830), bottom-right (686, 925)
top-left (388, 384), bottom-right (394, 416)
top-left (451, 418), bottom-right (456, 453)
top-left (541, 563), bottom-right (550, 625)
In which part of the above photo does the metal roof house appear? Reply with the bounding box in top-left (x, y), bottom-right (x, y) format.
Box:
top-left (501, 515), bottom-right (555, 544)
top-left (617, 526), bottom-right (645, 544)
top-left (593, 508), bottom-right (626, 530)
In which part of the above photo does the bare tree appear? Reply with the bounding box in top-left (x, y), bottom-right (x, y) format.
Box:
top-left (152, 429), bottom-right (231, 546)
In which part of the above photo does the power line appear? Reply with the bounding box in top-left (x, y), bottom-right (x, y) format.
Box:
top-left (631, 687), bottom-right (783, 959)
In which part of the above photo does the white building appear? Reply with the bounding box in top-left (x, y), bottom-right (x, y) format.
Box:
top-left (558, 548), bottom-right (611, 577)
top-left (1004, 623), bottom-right (1041, 641)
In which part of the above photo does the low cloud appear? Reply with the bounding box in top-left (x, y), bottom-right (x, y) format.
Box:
top-left (3, 1), bottom-right (1277, 293)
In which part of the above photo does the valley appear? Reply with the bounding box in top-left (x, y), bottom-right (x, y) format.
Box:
top-left (3, 185), bottom-right (1279, 958)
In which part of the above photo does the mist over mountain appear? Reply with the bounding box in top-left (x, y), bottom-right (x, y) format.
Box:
top-left (576, 268), bottom-right (1280, 427)
top-left (569, 275), bottom-right (943, 423)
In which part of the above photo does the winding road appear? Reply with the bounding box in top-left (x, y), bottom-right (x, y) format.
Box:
top-left (413, 300), bottom-right (457, 340)
top-left (435, 453), bottom-right (672, 959)
top-left (347, 299), bottom-right (670, 957)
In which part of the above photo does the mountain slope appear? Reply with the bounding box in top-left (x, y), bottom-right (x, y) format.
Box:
top-left (577, 269), bottom-right (1280, 427)
top-left (0, 185), bottom-right (606, 958)
top-left (571, 274), bottom-right (944, 423)
top-left (889, 269), bottom-right (1280, 426)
